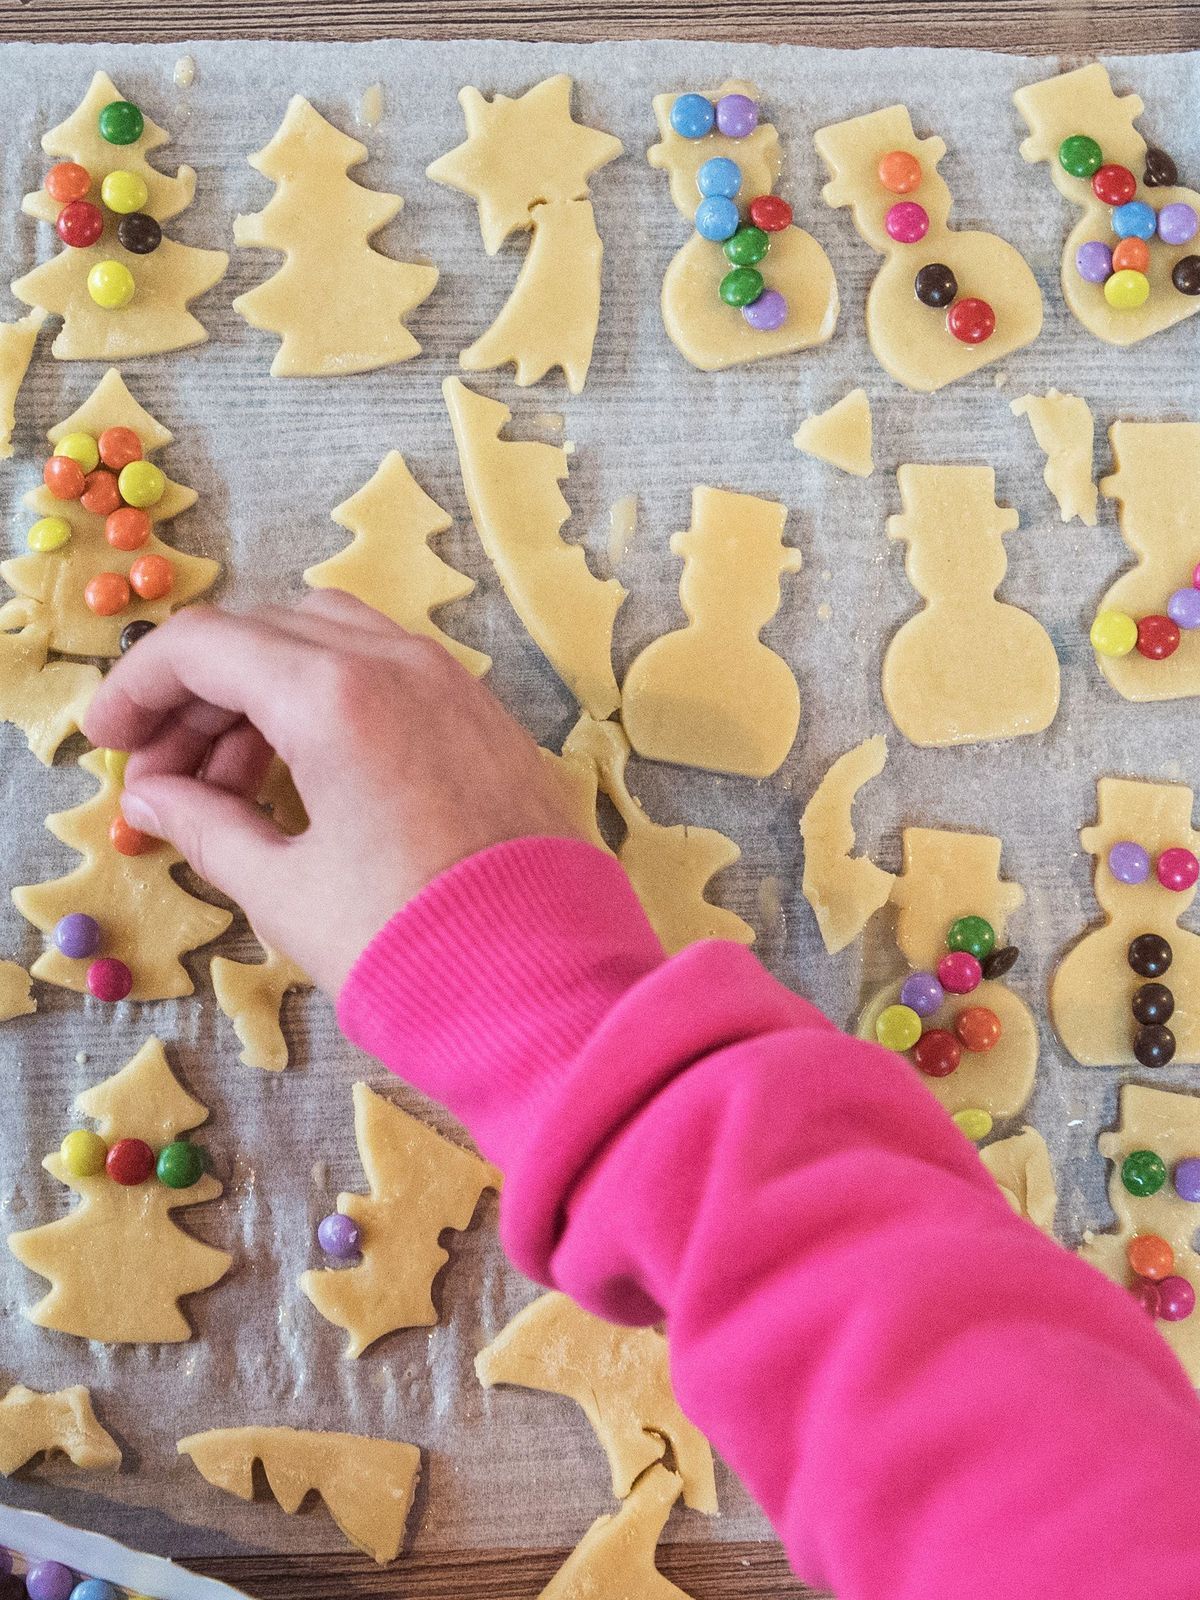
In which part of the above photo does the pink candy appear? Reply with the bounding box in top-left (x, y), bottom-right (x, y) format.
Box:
top-left (86, 957), bottom-right (133, 1002)
top-left (1132, 1279), bottom-right (1162, 1317)
top-left (885, 201), bottom-right (930, 244)
top-left (1157, 847), bottom-right (1199, 893)
top-left (1157, 1275), bottom-right (1196, 1322)
top-left (937, 951), bottom-right (982, 995)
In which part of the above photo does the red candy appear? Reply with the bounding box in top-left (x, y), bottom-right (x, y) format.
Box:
top-left (1136, 613), bottom-right (1181, 660)
top-left (81, 469), bottom-right (122, 517)
top-left (946, 297), bottom-right (996, 344)
top-left (106, 1136), bottom-right (154, 1184)
top-left (55, 198), bottom-right (104, 249)
top-left (84, 572), bottom-right (131, 616)
top-left (1092, 163), bottom-right (1137, 206)
top-left (43, 455), bottom-right (86, 500)
top-left (86, 956), bottom-right (133, 1002)
top-left (109, 814), bottom-right (156, 856)
top-left (105, 506), bottom-right (151, 551)
top-left (747, 194), bottom-right (792, 233)
top-left (129, 553), bottom-right (173, 600)
top-left (46, 162), bottom-right (92, 204)
top-left (1131, 1279), bottom-right (1161, 1317)
top-left (937, 951), bottom-right (982, 994)
top-left (954, 1006), bottom-right (1002, 1053)
top-left (98, 426), bottom-right (143, 471)
top-left (912, 1028), bottom-right (961, 1078)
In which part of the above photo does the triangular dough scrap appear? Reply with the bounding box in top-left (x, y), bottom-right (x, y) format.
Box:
top-left (539, 1465), bottom-right (691, 1600)
top-left (0, 959), bottom-right (35, 1021)
top-left (211, 946), bottom-right (311, 1073)
top-left (1011, 391), bottom-right (1097, 526)
top-left (0, 1384), bottom-right (121, 1476)
top-left (979, 1128), bottom-right (1057, 1234)
top-left (800, 736), bottom-right (895, 954)
top-left (477, 1292), bottom-right (717, 1514)
top-left (178, 1425), bottom-right (420, 1564)
top-left (0, 310), bottom-right (46, 459)
top-left (793, 389), bottom-right (874, 478)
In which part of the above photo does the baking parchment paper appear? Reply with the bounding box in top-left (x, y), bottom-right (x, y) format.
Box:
top-left (0, 34), bottom-right (1198, 1562)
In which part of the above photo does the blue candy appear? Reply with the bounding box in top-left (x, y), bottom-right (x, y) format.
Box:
top-left (694, 195), bottom-right (740, 241)
top-left (69, 1583), bottom-right (120, 1600)
top-left (1112, 199), bottom-right (1156, 240)
top-left (697, 156), bottom-right (742, 199)
top-left (670, 93), bottom-right (715, 140)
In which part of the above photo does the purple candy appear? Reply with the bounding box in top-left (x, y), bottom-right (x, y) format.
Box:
top-left (1158, 201), bottom-right (1199, 246)
top-left (1075, 239), bottom-right (1114, 283)
top-left (25, 1563), bottom-right (75, 1600)
top-left (741, 288), bottom-right (787, 331)
top-left (900, 971), bottom-right (945, 1018)
top-left (1174, 1157), bottom-right (1200, 1202)
top-left (1167, 587), bottom-right (1200, 630)
top-left (53, 912), bottom-right (100, 960)
top-left (715, 93), bottom-right (758, 139)
top-left (1108, 840), bottom-right (1151, 884)
top-left (317, 1211), bottom-right (361, 1260)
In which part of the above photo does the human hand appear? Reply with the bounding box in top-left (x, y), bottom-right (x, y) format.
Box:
top-left (82, 592), bottom-right (586, 995)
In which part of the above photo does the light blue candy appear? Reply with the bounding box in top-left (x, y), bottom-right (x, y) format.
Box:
top-left (697, 156), bottom-right (742, 199)
top-left (1112, 200), bottom-right (1156, 240)
top-left (69, 1583), bottom-right (120, 1600)
top-left (670, 93), bottom-right (715, 140)
top-left (694, 195), bottom-right (740, 241)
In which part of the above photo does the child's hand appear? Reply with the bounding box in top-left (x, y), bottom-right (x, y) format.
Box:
top-left (82, 592), bottom-right (586, 994)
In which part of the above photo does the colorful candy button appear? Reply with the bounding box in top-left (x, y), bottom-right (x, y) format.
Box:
top-left (1108, 841), bottom-right (1151, 884)
top-left (1174, 255), bottom-right (1200, 295)
top-left (118, 459), bottom-right (165, 507)
top-left (1128, 1233), bottom-right (1174, 1280)
top-left (109, 813), bottom-right (156, 856)
top-left (120, 619), bottom-right (156, 652)
top-left (1157, 847), bottom-right (1199, 892)
top-left (884, 201), bottom-right (929, 244)
top-left (719, 266), bottom-right (764, 307)
top-left (877, 149), bottom-right (922, 194)
top-left (1136, 613), bottom-right (1180, 659)
top-left (1104, 268), bottom-right (1150, 310)
top-left (81, 469), bottom-right (122, 516)
top-left (1132, 1279), bottom-right (1161, 1317)
top-left (1133, 1023), bottom-right (1176, 1068)
top-left (43, 454), bottom-right (85, 500)
top-left (106, 1137), bottom-right (155, 1185)
top-left (317, 1211), bottom-right (363, 1259)
top-left (84, 572), bottom-right (131, 616)
top-left (98, 425), bottom-right (142, 470)
top-left (954, 1006), bottom-right (1002, 1053)
top-left (1090, 609), bottom-right (1138, 656)
top-left (952, 1107), bottom-right (993, 1141)
top-left (913, 1028), bottom-right (961, 1078)
top-left (1157, 1276), bottom-right (1196, 1321)
top-left (1112, 236), bottom-right (1150, 274)
top-left (1168, 587), bottom-right (1200, 630)
top-left (914, 262), bottom-right (957, 307)
top-left (24, 1562), bottom-right (76, 1600)
top-left (1158, 202), bottom-right (1199, 245)
top-left (1059, 134), bottom-right (1103, 178)
top-left (46, 162), bottom-right (92, 203)
top-left (27, 516), bottom-right (72, 552)
top-left (105, 506), bottom-right (152, 551)
top-left (1075, 239), bottom-right (1114, 283)
top-left (1128, 933), bottom-right (1172, 977)
top-left (104, 748), bottom-right (129, 785)
top-left (54, 912), bottom-right (100, 959)
top-left (55, 199), bottom-right (104, 249)
top-left (899, 970), bottom-right (944, 1017)
top-left (98, 99), bottom-right (144, 145)
top-left (747, 194), bottom-right (792, 232)
top-left (1144, 147), bottom-right (1179, 187)
top-left (875, 1003), bottom-right (922, 1052)
top-left (1092, 163), bottom-right (1137, 205)
top-left (129, 553), bottom-right (173, 599)
top-left (55, 432), bottom-right (100, 474)
top-left (946, 297), bottom-right (995, 344)
top-left (1132, 982), bottom-right (1174, 1027)
top-left (715, 93), bottom-right (758, 139)
top-left (670, 93), bottom-right (714, 140)
top-left (87, 260), bottom-right (135, 309)
top-left (981, 945), bottom-right (1020, 981)
top-left (157, 1140), bottom-right (206, 1189)
top-left (947, 915), bottom-right (995, 960)
top-left (1173, 1157), bottom-right (1200, 1202)
top-left (86, 957), bottom-right (133, 1001)
top-left (937, 950), bottom-right (982, 994)
top-left (742, 289), bottom-right (787, 331)
top-left (694, 195), bottom-right (740, 241)
top-left (697, 156), bottom-right (742, 198)
top-left (1112, 200), bottom-right (1156, 240)
top-left (1121, 1149), bottom-right (1167, 1197)
top-left (100, 170), bottom-right (149, 214)
top-left (116, 212), bottom-right (163, 255)
top-left (70, 1582), bottom-right (121, 1600)
top-left (724, 225), bottom-right (769, 266)
top-left (60, 1129), bottom-right (108, 1178)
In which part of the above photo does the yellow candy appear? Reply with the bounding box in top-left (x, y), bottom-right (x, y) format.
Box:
top-left (100, 168), bottom-right (149, 214)
top-left (55, 430), bottom-right (99, 473)
top-left (1091, 608), bottom-right (1138, 657)
top-left (119, 459), bottom-right (165, 507)
top-left (953, 1108), bottom-right (993, 1143)
top-left (27, 516), bottom-right (72, 552)
top-left (1104, 268), bottom-right (1150, 310)
top-left (87, 259), bottom-right (136, 309)
top-left (61, 1128), bottom-right (108, 1177)
top-left (104, 748), bottom-right (129, 785)
top-left (875, 1003), bottom-right (922, 1053)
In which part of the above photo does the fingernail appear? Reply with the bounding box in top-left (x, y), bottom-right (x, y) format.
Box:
top-left (120, 791), bottom-right (160, 834)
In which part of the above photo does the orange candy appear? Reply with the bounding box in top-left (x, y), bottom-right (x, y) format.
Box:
top-left (1112, 237), bottom-right (1150, 274)
top-left (81, 469), bottom-right (122, 517)
top-left (105, 506), bottom-right (152, 551)
top-left (129, 553), bottom-right (173, 600)
top-left (1128, 1233), bottom-right (1174, 1281)
top-left (84, 572), bottom-right (131, 616)
top-left (45, 162), bottom-right (91, 204)
top-left (878, 149), bottom-right (922, 194)
top-left (953, 1006), bottom-right (1002, 1053)
top-left (109, 813), bottom-right (156, 856)
top-left (98, 426), bottom-right (143, 472)
top-left (43, 455), bottom-right (86, 500)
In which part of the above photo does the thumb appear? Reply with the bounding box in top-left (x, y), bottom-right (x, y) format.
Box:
top-left (121, 774), bottom-right (288, 913)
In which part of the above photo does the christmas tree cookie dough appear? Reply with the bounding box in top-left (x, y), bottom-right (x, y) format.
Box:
top-left (1091, 422), bottom-right (1200, 702)
top-left (648, 82), bottom-right (838, 370)
top-left (0, 1385), bottom-right (121, 1476)
top-left (13, 747), bottom-right (233, 1001)
top-left (0, 609), bottom-right (100, 764)
top-left (477, 1292), bottom-right (717, 1513)
top-left (813, 105), bottom-right (1042, 391)
top-left (12, 72), bottom-right (227, 359)
top-left (444, 377), bottom-right (624, 718)
top-left (0, 960), bottom-right (35, 1022)
top-left (621, 486), bottom-right (802, 777)
top-left (793, 389), bottom-right (874, 478)
top-left (428, 76), bottom-right (622, 394)
top-left (1010, 391), bottom-right (1098, 526)
top-left (979, 1128), bottom-right (1057, 1235)
top-left (300, 1081), bottom-right (500, 1358)
top-left (178, 1426), bottom-right (420, 1563)
top-left (799, 735), bottom-right (896, 955)
top-left (304, 450), bottom-right (490, 677)
top-left (1051, 777), bottom-right (1200, 1067)
top-left (538, 1466), bottom-right (691, 1600)
top-left (8, 1038), bottom-right (231, 1343)
top-left (883, 465), bottom-right (1059, 746)
top-left (0, 311), bottom-right (45, 458)
top-left (1014, 64), bottom-right (1200, 347)
top-left (234, 96), bottom-right (438, 376)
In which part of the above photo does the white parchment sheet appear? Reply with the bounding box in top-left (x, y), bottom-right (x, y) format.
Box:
top-left (0, 35), bottom-right (1199, 1562)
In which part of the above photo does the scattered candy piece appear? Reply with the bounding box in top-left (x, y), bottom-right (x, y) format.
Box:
top-left (86, 957), bottom-right (133, 1002)
top-left (1143, 147), bottom-right (1179, 188)
top-left (60, 1128), bottom-right (108, 1178)
top-left (670, 94), bottom-right (715, 140)
top-left (1132, 1279), bottom-right (1161, 1317)
top-left (69, 1582), bottom-right (120, 1600)
top-left (109, 814), bottom-right (156, 856)
top-left (1133, 1022), bottom-right (1176, 1068)
top-left (877, 149), bottom-right (922, 194)
top-left (104, 748), bottom-right (128, 785)
top-left (55, 199), bottom-right (104, 250)
top-left (697, 156), bottom-right (741, 199)
top-left (56, 432), bottom-right (100, 474)
top-left (913, 262), bottom-right (957, 307)
top-left (953, 1006), bottom-right (1002, 1053)
top-left (106, 1136), bottom-right (155, 1185)
top-left (27, 516), bottom-right (72, 553)
top-left (884, 201), bottom-right (929, 244)
top-left (1059, 134), bottom-right (1103, 178)
top-left (694, 196), bottom-right (740, 242)
top-left (741, 289), bottom-right (787, 331)
top-left (946, 914), bottom-right (995, 960)
top-left (747, 194), bottom-right (791, 232)
top-left (317, 1210), bottom-right (363, 1259)
top-left (98, 99), bottom-right (144, 145)
top-left (119, 619), bottom-right (156, 652)
top-left (118, 459), bottom-right (165, 508)
top-left (946, 297), bottom-right (995, 344)
top-left (936, 950), bottom-right (982, 995)
top-left (43, 455), bottom-right (85, 500)
top-left (46, 162), bottom-right (92, 203)
top-left (1173, 255), bottom-right (1200, 295)
top-left (24, 1562), bottom-right (75, 1600)
top-left (1108, 840), bottom-right (1150, 884)
top-left (1104, 267), bottom-right (1150, 310)
top-left (1132, 981), bottom-right (1174, 1026)
top-left (1157, 846), bottom-right (1199, 891)
top-left (1167, 587), bottom-right (1200, 630)
top-left (84, 572), bottom-right (131, 616)
top-left (1128, 932), bottom-right (1172, 977)
top-left (54, 912), bottom-right (100, 959)
top-left (1173, 1157), bottom-right (1200, 1202)
top-left (724, 225), bottom-right (769, 266)
top-left (1111, 236), bottom-right (1150, 274)
top-left (100, 170), bottom-right (149, 215)
top-left (875, 1003), bottom-right (922, 1052)
top-left (87, 260), bottom-right (136, 310)
top-left (1136, 613), bottom-right (1180, 659)
top-left (1121, 1148), bottom-right (1167, 1197)
top-left (1091, 163), bottom-right (1136, 205)
top-left (899, 970), bottom-right (944, 1017)
top-left (952, 1107), bottom-right (992, 1141)
top-left (912, 1028), bottom-right (961, 1078)
top-left (98, 425), bottom-right (142, 470)
top-left (1157, 201), bottom-right (1198, 245)
top-left (1075, 240), bottom-right (1114, 283)
top-left (1157, 1275), bottom-right (1196, 1322)
top-left (116, 212), bottom-right (163, 255)
top-left (105, 505), bottom-right (152, 551)
top-left (157, 1140), bottom-right (206, 1189)
top-left (715, 93), bottom-right (758, 139)
top-left (980, 945), bottom-right (1019, 981)
top-left (1128, 1233), bottom-right (1174, 1280)
top-left (81, 469), bottom-right (122, 516)
top-left (1090, 608), bottom-right (1138, 656)
top-left (129, 553), bottom-right (173, 599)
top-left (719, 266), bottom-right (764, 307)
top-left (1112, 199), bottom-right (1156, 240)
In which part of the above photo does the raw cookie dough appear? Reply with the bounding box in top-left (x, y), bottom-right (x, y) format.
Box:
top-left (1010, 390), bottom-right (1098, 526)
top-left (1094, 422), bottom-right (1200, 702)
top-left (1051, 777), bottom-right (1200, 1066)
top-left (477, 1292), bottom-right (717, 1513)
top-left (793, 389), bottom-right (874, 478)
top-left (211, 947), bottom-right (310, 1073)
top-left (0, 609), bottom-right (100, 763)
top-left (538, 1465), bottom-right (690, 1600)
top-left (0, 368), bottom-right (219, 658)
top-left (444, 376), bottom-right (624, 718)
top-left (0, 1385), bottom-right (121, 1476)
top-left (178, 1426), bottom-right (420, 1563)
top-left (621, 486), bottom-right (802, 777)
top-left (1014, 64), bottom-right (1200, 347)
top-left (883, 465), bottom-right (1059, 746)
top-left (648, 81), bottom-right (838, 370)
top-left (233, 96), bottom-right (438, 376)
top-left (799, 735), bottom-right (896, 954)
top-left (0, 311), bottom-right (45, 458)
top-left (12, 72), bottom-right (227, 359)
top-left (300, 1081), bottom-right (500, 1357)
top-left (13, 746), bottom-right (233, 1000)
top-left (0, 960), bottom-right (35, 1021)
top-left (8, 1038), bottom-right (231, 1343)
top-left (304, 450), bottom-right (490, 677)
top-left (1081, 1084), bottom-right (1200, 1381)
top-left (813, 105), bottom-right (1042, 392)
top-left (979, 1128), bottom-right (1057, 1234)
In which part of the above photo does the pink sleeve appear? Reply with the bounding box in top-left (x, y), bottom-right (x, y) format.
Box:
top-left (339, 837), bottom-right (1200, 1599)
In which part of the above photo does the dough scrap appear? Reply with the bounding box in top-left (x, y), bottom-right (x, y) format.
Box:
top-left (8, 1038), bottom-right (231, 1343)
top-left (12, 71), bottom-right (227, 359)
top-left (1014, 64), bottom-right (1200, 348)
top-left (0, 611), bottom-right (100, 764)
top-left (979, 1129), bottom-right (1057, 1234)
top-left (0, 960), bottom-right (35, 1022)
top-left (883, 464), bottom-right (1059, 746)
top-left (1051, 777), bottom-right (1200, 1066)
top-left (13, 746), bottom-right (232, 1000)
top-left (304, 450), bottom-right (490, 677)
top-left (0, 310), bottom-right (45, 459)
top-left (1095, 421), bottom-right (1200, 702)
top-left (444, 376), bottom-right (624, 718)
top-left (621, 486), bottom-right (801, 778)
top-left (799, 735), bottom-right (896, 954)
top-left (539, 1465), bottom-right (690, 1600)
top-left (178, 1426), bottom-right (420, 1564)
top-left (477, 1292), bottom-right (717, 1513)
top-left (300, 1081), bottom-right (500, 1357)
top-left (793, 389), bottom-right (875, 478)
top-left (1081, 1084), bottom-right (1200, 1382)
top-left (211, 947), bottom-right (310, 1073)
top-left (1010, 391), bottom-right (1098, 526)
top-left (234, 96), bottom-right (438, 376)
top-left (1, 368), bottom-right (219, 658)
top-left (0, 1384), bottom-right (121, 1476)
top-left (814, 105), bottom-right (1042, 392)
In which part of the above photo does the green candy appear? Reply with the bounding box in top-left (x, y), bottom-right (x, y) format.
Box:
top-left (1058, 134), bottom-right (1103, 179)
top-left (156, 1140), bottom-right (206, 1190)
top-left (946, 915), bottom-right (996, 961)
top-left (98, 100), bottom-right (145, 146)
top-left (719, 266), bottom-right (765, 308)
top-left (724, 225), bottom-right (769, 268)
top-left (1121, 1149), bottom-right (1167, 1198)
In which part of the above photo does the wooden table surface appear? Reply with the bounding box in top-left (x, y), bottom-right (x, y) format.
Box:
top-left (3, 2), bottom-right (1196, 1597)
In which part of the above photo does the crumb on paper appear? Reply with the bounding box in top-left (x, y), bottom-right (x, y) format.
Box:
top-left (817, 601), bottom-right (832, 621)
top-left (75, 1051), bottom-right (88, 1066)
top-left (563, 440), bottom-right (576, 454)
top-left (993, 370), bottom-right (1009, 388)
top-left (173, 55), bottom-right (195, 88)
top-left (607, 494), bottom-right (638, 568)
top-left (530, 411), bottom-right (564, 432)
top-left (358, 83), bottom-right (384, 129)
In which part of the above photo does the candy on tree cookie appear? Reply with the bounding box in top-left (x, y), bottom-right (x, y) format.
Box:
top-left (793, 389), bottom-right (874, 478)
top-left (978, 1128), bottom-right (1057, 1235)
top-left (0, 960), bottom-right (35, 1021)
top-left (799, 735), bottom-right (896, 955)
top-left (0, 310), bottom-right (46, 458)
top-left (648, 80), bottom-right (838, 370)
top-left (537, 1465), bottom-right (691, 1600)
top-left (1010, 390), bottom-right (1098, 526)
top-left (0, 1384), bottom-right (121, 1476)
top-left (7, 1037), bottom-right (231, 1343)
top-left (234, 96), bottom-right (438, 376)
top-left (11, 72), bottom-right (227, 359)
top-left (427, 75), bottom-right (622, 394)
top-left (813, 104), bottom-right (1042, 391)
top-left (1013, 64), bottom-right (1200, 346)
top-left (0, 607), bottom-right (100, 764)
